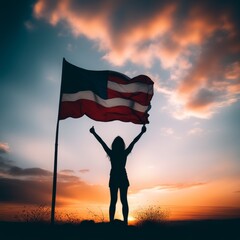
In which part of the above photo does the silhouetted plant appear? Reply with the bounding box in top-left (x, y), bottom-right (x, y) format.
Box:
top-left (50, 209), bottom-right (82, 224)
top-left (134, 205), bottom-right (170, 226)
top-left (15, 204), bottom-right (50, 223)
top-left (15, 205), bottom-right (84, 224)
top-left (87, 207), bottom-right (106, 222)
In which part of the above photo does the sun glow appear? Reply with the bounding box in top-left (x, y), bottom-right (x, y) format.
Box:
top-left (128, 215), bottom-right (136, 223)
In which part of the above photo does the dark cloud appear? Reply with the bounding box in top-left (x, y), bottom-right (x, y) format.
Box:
top-left (0, 156), bottom-right (13, 170)
top-left (0, 157), bottom-right (53, 179)
top-left (0, 177), bottom-right (52, 205)
top-left (57, 173), bottom-right (79, 182)
top-left (0, 176), bottom-right (107, 206)
top-left (79, 169), bottom-right (90, 174)
top-left (59, 169), bottom-right (75, 174)
top-left (0, 156), bottom-right (107, 206)
top-left (186, 89), bottom-right (217, 111)
top-left (7, 167), bottom-right (52, 177)
top-left (0, 155), bottom-right (82, 182)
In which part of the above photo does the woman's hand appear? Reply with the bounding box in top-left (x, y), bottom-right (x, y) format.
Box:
top-left (141, 125), bottom-right (146, 133)
top-left (90, 126), bottom-right (95, 134)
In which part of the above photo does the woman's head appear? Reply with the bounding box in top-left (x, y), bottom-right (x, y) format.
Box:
top-left (112, 136), bottom-right (125, 152)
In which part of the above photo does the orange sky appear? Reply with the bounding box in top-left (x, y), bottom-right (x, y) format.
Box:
top-left (1, 167), bottom-right (239, 221)
top-left (0, 0), bottom-right (240, 223)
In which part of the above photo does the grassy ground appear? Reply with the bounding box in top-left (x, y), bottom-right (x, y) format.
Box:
top-left (0, 219), bottom-right (239, 240)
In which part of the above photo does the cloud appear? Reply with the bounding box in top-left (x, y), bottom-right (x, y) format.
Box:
top-left (0, 156), bottom-right (12, 169)
top-left (7, 167), bottom-right (52, 177)
top-left (33, 0), bottom-right (240, 119)
top-left (33, 0), bottom-right (177, 66)
top-left (0, 158), bottom-right (108, 205)
top-left (0, 176), bottom-right (108, 206)
top-left (0, 157), bottom-right (52, 179)
top-left (0, 142), bottom-right (10, 154)
top-left (187, 127), bottom-right (203, 136)
top-left (58, 173), bottom-right (79, 183)
top-left (79, 169), bottom-right (90, 174)
top-left (156, 182), bottom-right (207, 191)
top-left (59, 169), bottom-right (75, 174)
top-left (132, 182), bottom-right (207, 194)
top-left (0, 154), bottom-right (82, 182)
top-left (0, 177), bottom-right (52, 204)
top-left (160, 127), bottom-right (174, 136)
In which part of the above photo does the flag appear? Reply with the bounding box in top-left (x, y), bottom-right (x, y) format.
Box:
top-left (59, 58), bottom-right (154, 124)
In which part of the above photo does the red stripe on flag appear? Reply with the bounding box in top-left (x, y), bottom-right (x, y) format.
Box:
top-left (59, 100), bottom-right (149, 124)
top-left (108, 74), bottom-right (153, 85)
top-left (107, 89), bottom-right (153, 106)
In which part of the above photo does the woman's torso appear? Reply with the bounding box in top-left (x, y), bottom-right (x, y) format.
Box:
top-left (108, 150), bottom-right (129, 187)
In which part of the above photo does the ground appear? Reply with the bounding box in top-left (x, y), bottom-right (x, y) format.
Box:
top-left (0, 219), bottom-right (239, 240)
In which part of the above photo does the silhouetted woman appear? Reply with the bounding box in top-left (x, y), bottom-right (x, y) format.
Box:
top-left (90, 125), bottom-right (146, 225)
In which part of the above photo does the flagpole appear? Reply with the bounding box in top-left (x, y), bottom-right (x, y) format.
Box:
top-left (51, 118), bottom-right (59, 225)
top-left (51, 58), bottom-right (64, 225)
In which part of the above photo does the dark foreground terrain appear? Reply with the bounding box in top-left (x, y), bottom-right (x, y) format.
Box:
top-left (0, 219), bottom-right (239, 240)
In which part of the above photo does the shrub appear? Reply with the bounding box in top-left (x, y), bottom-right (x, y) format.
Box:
top-left (56, 211), bottom-right (82, 224)
top-left (15, 205), bottom-right (84, 224)
top-left (87, 207), bottom-right (106, 222)
top-left (15, 204), bottom-right (50, 223)
top-left (134, 205), bottom-right (169, 226)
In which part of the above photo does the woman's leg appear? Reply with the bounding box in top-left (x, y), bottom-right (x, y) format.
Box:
top-left (120, 186), bottom-right (129, 225)
top-left (109, 187), bottom-right (118, 222)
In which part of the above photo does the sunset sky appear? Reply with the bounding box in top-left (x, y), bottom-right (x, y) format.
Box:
top-left (0, 0), bottom-right (240, 222)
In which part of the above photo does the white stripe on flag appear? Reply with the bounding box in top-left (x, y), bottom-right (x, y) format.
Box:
top-left (62, 91), bottom-right (149, 113)
top-left (108, 81), bottom-right (153, 94)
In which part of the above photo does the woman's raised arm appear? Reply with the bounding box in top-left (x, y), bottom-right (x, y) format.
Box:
top-left (90, 126), bottom-right (111, 155)
top-left (125, 125), bottom-right (146, 155)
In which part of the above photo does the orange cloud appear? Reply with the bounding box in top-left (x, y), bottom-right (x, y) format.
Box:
top-left (56, 181), bottom-right (108, 205)
top-left (33, 0), bottom-right (240, 119)
top-left (0, 156), bottom-right (108, 207)
top-left (33, 0), bottom-right (177, 67)
top-left (167, 2), bottom-right (240, 118)
top-left (129, 178), bottom-right (240, 219)
top-left (172, 4), bottom-right (234, 46)
top-left (0, 142), bottom-right (10, 153)
top-left (0, 175), bottom-right (108, 206)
